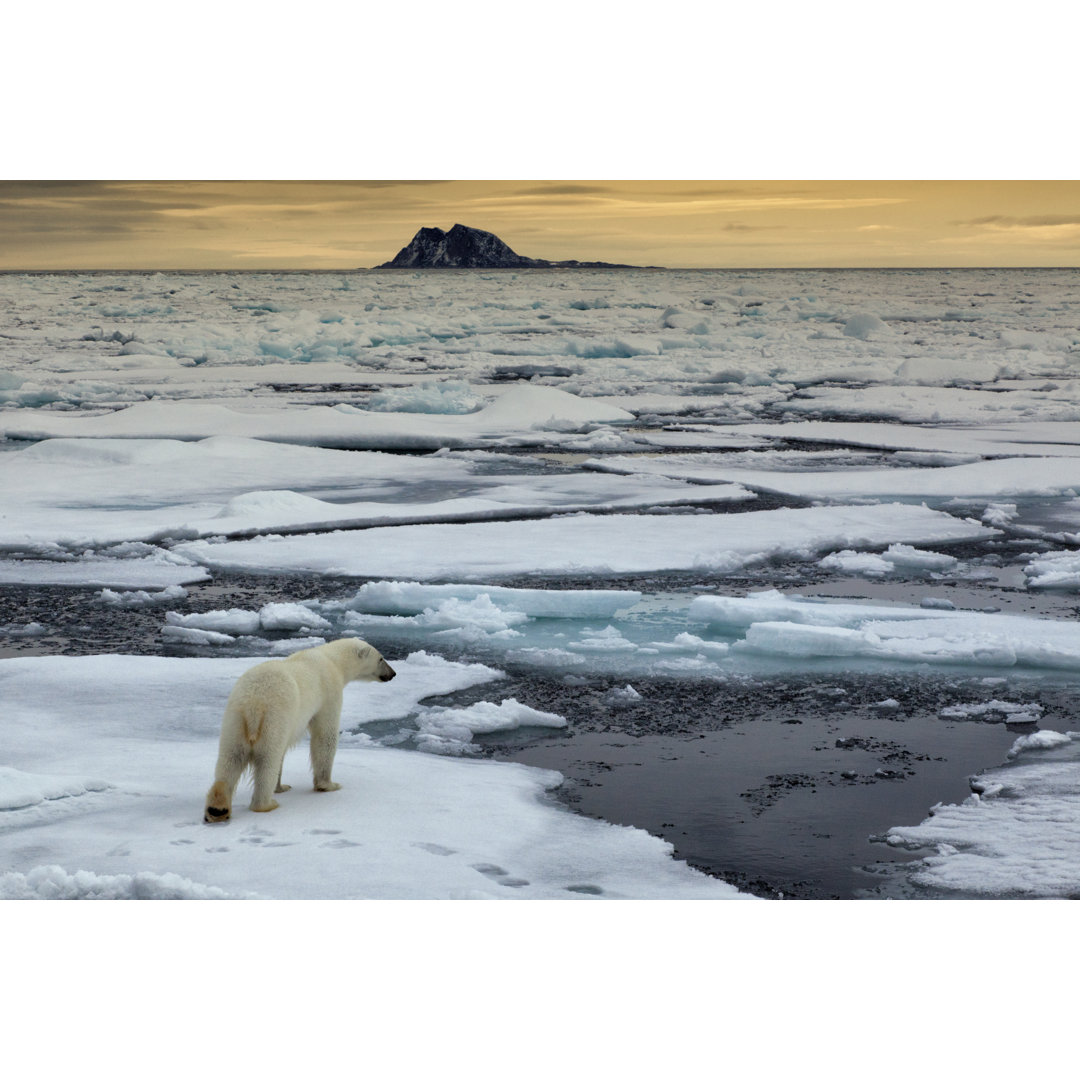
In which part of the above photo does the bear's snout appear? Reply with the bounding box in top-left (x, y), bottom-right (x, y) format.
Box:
top-left (378, 661), bottom-right (396, 682)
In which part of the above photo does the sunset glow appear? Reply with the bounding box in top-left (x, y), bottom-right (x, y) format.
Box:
top-left (2, 180), bottom-right (1079, 270)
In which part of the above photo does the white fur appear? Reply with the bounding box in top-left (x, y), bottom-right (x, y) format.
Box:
top-left (204, 637), bottom-right (395, 822)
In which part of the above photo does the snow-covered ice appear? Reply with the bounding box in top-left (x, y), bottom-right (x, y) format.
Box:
top-left (0, 653), bottom-right (747, 899)
top-left (881, 733), bottom-right (1080, 898)
top-left (0, 384), bottom-right (634, 448)
top-left (174, 503), bottom-right (993, 580)
top-left (690, 590), bottom-right (1080, 671)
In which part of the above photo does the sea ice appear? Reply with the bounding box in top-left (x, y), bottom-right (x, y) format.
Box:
top-left (5, 267), bottom-right (1080, 900)
top-left (1024, 550), bottom-right (1080, 589)
top-left (0, 653), bottom-right (747, 900)
top-left (0, 434), bottom-right (752, 556)
top-left (0, 383), bottom-right (634, 449)
top-left (690, 590), bottom-right (1080, 671)
top-left (0, 555), bottom-right (209, 589)
top-left (338, 581), bottom-right (642, 619)
top-left (413, 698), bottom-right (567, 755)
top-left (174, 503), bottom-right (994, 580)
top-left (590, 451), bottom-right (1080, 501)
top-left (883, 734), bottom-right (1080, 898)
top-left (818, 543), bottom-right (958, 577)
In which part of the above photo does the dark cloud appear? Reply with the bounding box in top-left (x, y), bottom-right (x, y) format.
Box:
top-left (512, 184), bottom-right (615, 197)
top-left (0, 181), bottom-right (114, 198)
top-left (958, 214), bottom-right (1080, 228)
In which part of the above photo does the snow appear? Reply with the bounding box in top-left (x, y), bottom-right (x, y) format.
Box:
top-left (0, 765), bottom-right (112, 811)
top-left (0, 865), bottom-right (251, 900)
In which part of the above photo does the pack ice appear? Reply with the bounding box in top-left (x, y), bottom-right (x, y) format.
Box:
top-left (3, 267), bottom-right (1080, 899)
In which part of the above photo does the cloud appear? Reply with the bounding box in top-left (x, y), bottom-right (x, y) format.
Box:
top-left (722, 222), bottom-right (781, 232)
top-left (512, 184), bottom-right (616, 196)
top-left (958, 214), bottom-right (1080, 228)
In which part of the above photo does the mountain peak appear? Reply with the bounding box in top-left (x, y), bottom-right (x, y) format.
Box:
top-left (375, 224), bottom-right (649, 270)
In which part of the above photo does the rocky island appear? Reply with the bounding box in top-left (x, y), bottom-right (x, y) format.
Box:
top-left (375, 224), bottom-right (654, 269)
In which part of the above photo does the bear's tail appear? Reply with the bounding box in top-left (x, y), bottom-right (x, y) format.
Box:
top-left (242, 703), bottom-right (269, 747)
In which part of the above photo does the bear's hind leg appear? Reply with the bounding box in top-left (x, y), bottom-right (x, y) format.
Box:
top-left (275, 762), bottom-right (291, 794)
top-left (204, 746), bottom-right (246, 823)
top-left (249, 746), bottom-right (282, 813)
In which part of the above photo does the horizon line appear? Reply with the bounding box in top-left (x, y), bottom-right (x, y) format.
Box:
top-left (2, 265), bottom-right (1079, 274)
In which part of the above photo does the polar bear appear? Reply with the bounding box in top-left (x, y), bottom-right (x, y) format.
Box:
top-left (203, 637), bottom-right (396, 823)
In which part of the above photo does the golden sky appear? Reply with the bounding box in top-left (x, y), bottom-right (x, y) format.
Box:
top-left (2, 180), bottom-right (1079, 270)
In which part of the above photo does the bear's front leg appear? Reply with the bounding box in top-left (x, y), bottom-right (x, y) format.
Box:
top-left (310, 706), bottom-right (342, 793)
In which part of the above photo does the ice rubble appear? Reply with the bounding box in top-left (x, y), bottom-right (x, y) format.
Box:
top-left (0, 653), bottom-right (747, 900)
top-left (100, 585), bottom-right (188, 608)
top-left (938, 699), bottom-right (1044, 723)
top-left (818, 543), bottom-right (958, 576)
top-left (365, 379), bottom-right (487, 414)
top-left (413, 699), bottom-right (567, 756)
top-left (150, 578), bottom-right (1080, 682)
top-left (1024, 550), bottom-right (1080, 589)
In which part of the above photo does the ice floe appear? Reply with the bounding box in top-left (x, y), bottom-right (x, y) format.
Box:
top-left (588, 451), bottom-right (1080, 501)
top-left (0, 434), bottom-right (751, 554)
top-left (0, 653), bottom-right (747, 900)
top-left (175, 503), bottom-right (994, 580)
top-left (881, 733), bottom-right (1080, 898)
top-left (0, 384), bottom-right (634, 449)
top-left (1024, 550), bottom-right (1080, 589)
top-left (690, 590), bottom-right (1080, 671)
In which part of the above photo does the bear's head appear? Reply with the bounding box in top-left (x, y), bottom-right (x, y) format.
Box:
top-left (335, 637), bottom-right (397, 683)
